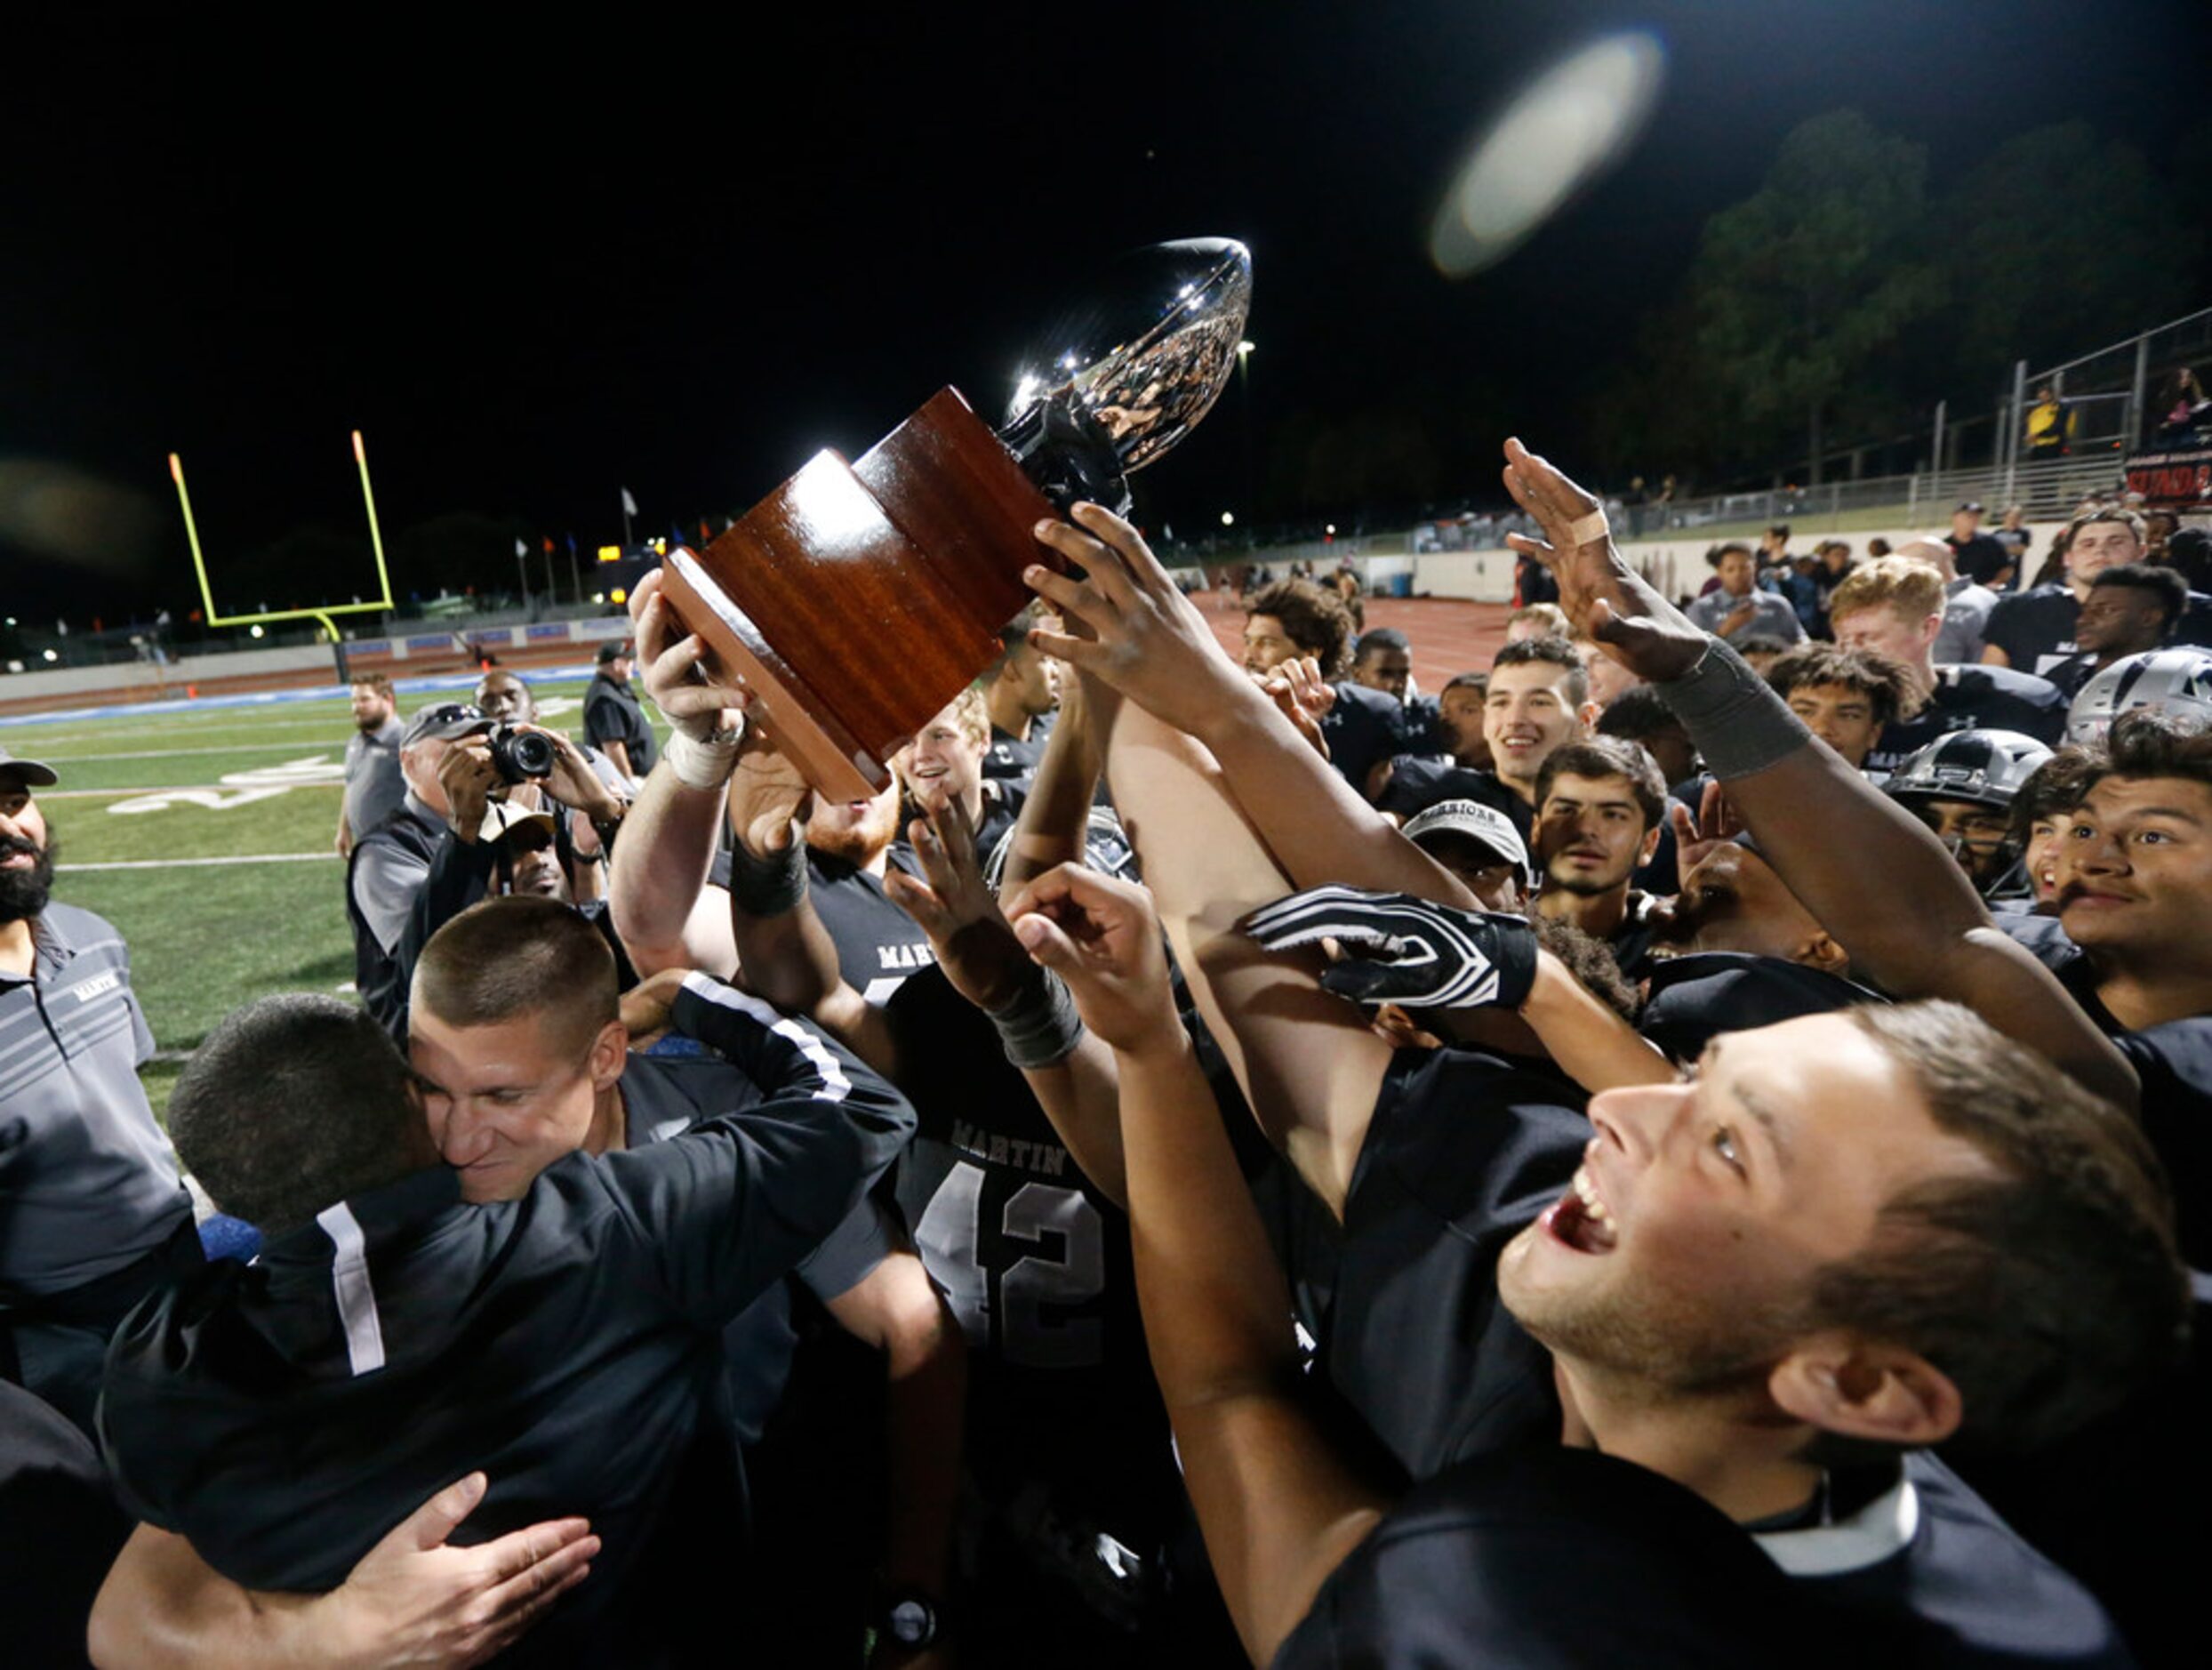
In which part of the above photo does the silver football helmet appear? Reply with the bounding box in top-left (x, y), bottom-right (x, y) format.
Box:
top-left (2065, 648), bottom-right (2212, 746)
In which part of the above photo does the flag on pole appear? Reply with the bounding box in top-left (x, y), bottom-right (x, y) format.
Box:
top-left (699, 518), bottom-right (711, 544)
top-left (621, 486), bottom-right (639, 518)
top-left (567, 533), bottom-right (578, 556)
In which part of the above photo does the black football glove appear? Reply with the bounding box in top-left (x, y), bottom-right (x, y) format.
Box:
top-left (1238, 885), bottom-right (1540, 1011)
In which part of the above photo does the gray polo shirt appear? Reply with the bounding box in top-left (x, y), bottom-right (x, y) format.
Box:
top-left (0, 903), bottom-right (191, 1297)
top-left (1685, 586), bottom-right (1806, 645)
top-left (350, 791), bottom-right (446, 958)
top-left (343, 714), bottom-right (406, 839)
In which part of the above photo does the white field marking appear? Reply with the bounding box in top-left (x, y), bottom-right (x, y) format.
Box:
top-left (48, 783), bottom-right (342, 800)
top-left (41, 740), bottom-right (373, 764)
top-left (104, 754), bottom-right (348, 815)
top-left (60, 853), bottom-right (338, 870)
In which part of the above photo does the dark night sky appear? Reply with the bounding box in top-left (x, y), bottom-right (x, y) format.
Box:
top-left (6, 1), bottom-right (2208, 622)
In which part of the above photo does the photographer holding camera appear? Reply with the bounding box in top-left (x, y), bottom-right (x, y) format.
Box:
top-left (349, 700), bottom-right (635, 1039)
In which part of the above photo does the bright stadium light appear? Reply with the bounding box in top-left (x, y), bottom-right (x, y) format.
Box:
top-left (1430, 31), bottom-right (1666, 278)
top-left (1221, 510), bottom-right (1236, 526)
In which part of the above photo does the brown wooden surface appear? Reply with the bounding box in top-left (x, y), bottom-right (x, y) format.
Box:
top-left (663, 388), bottom-right (1061, 798)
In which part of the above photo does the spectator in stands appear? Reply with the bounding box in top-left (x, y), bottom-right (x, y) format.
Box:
top-left (1765, 643), bottom-right (1911, 772)
top-left (1758, 523), bottom-right (1792, 575)
top-left (1531, 737), bottom-right (1666, 970)
top-left (1984, 510), bottom-right (2150, 678)
top-left (1946, 501), bottom-right (2013, 590)
top-left (336, 673), bottom-right (404, 860)
top-left (583, 640), bottom-right (655, 785)
top-left (1994, 507), bottom-right (2032, 582)
top-left (1504, 602), bottom-right (1571, 644)
top-left (1808, 540), bottom-right (1857, 638)
top-left (1684, 543), bottom-right (1805, 646)
top-left (981, 609), bottom-right (1062, 784)
top-left (1867, 536), bottom-right (1894, 558)
top-left (1830, 557), bottom-right (2066, 774)
top-left (1347, 626), bottom-right (1413, 703)
top-left (2153, 366), bottom-right (2210, 446)
top-left (2026, 384), bottom-right (2072, 455)
top-left (2044, 565), bottom-right (2189, 697)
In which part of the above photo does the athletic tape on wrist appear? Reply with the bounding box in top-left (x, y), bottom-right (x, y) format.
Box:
top-left (1654, 639), bottom-right (1812, 781)
top-left (987, 966), bottom-right (1086, 1070)
top-left (1568, 510), bottom-right (1610, 547)
top-left (667, 727), bottom-right (741, 791)
top-left (727, 824), bottom-right (806, 918)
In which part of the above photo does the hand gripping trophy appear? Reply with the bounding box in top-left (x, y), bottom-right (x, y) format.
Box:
top-left (657, 237), bottom-right (1252, 799)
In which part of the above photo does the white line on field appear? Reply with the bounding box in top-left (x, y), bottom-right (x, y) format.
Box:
top-left (59, 854), bottom-right (339, 870)
top-left (40, 741), bottom-right (362, 763)
top-left (43, 783), bottom-right (341, 799)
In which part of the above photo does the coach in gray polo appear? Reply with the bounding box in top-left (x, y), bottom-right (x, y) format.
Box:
top-left (0, 745), bottom-right (200, 1436)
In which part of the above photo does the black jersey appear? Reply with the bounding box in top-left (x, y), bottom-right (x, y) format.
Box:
top-left (1639, 953), bottom-right (1882, 1062)
top-left (1, 1378), bottom-right (129, 1666)
top-left (1774, 1451), bottom-right (2135, 1667)
top-left (1317, 681), bottom-right (1411, 799)
top-left (1377, 759), bottom-right (1534, 839)
top-left (1983, 584), bottom-right (2081, 678)
top-left (1315, 1045), bottom-right (1587, 1481)
top-left (1277, 1444), bottom-right (1831, 1668)
top-left (1864, 665), bottom-right (2066, 775)
top-left (713, 843), bottom-right (938, 1004)
top-left (982, 718), bottom-right (1051, 784)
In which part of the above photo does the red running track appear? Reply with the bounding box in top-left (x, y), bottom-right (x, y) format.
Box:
top-left (1190, 590), bottom-right (1515, 690)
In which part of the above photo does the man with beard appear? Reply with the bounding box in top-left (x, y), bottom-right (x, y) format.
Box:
top-left (335, 673), bottom-right (404, 859)
top-left (982, 612), bottom-right (1063, 785)
top-left (1531, 737), bottom-right (1667, 976)
top-left (0, 747), bottom-right (202, 1435)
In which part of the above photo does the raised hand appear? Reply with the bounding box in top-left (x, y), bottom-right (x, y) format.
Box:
top-left (1261, 654), bottom-right (1334, 760)
top-left (726, 724), bottom-right (812, 857)
top-left (885, 791), bottom-right (1032, 1014)
top-left (437, 737), bottom-right (500, 839)
top-left (1002, 863), bottom-right (1181, 1054)
top-left (1668, 778), bottom-right (1745, 875)
top-left (520, 725), bottom-right (626, 823)
top-left (1499, 438), bottom-right (1706, 684)
top-left (632, 568), bottom-right (749, 743)
top-left (1239, 884), bottom-right (1540, 1011)
top-left (1022, 502), bottom-right (1253, 739)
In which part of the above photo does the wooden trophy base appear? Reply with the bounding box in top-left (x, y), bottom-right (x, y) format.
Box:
top-left (659, 388), bottom-right (1063, 802)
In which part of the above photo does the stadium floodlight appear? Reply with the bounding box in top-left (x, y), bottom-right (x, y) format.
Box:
top-left (168, 430), bottom-right (397, 645)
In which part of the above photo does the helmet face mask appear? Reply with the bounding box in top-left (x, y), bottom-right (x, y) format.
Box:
top-left (2067, 649), bottom-right (2212, 747)
top-left (1886, 729), bottom-right (2056, 898)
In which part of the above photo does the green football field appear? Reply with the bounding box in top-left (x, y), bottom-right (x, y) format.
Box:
top-left (6, 677), bottom-right (666, 1117)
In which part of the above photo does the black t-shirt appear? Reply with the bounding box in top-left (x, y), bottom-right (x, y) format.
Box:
top-left (1948, 532), bottom-right (2014, 588)
top-left (1318, 681), bottom-right (1411, 800)
top-left (1276, 1444), bottom-right (1831, 1668)
top-left (982, 719), bottom-right (1050, 784)
top-left (1313, 1045), bottom-right (1586, 1481)
top-left (1864, 665), bottom-right (2066, 775)
top-left (1983, 585), bottom-right (2081, 678)
top-left (709, 844), bottom-right (937, 1004)
top-left (583, 670), bottom-right (657, 775)
top-left (1377, 759), bottom-right (1533, 839)
top-left (1639, 953), bottom-right (1882, 1062)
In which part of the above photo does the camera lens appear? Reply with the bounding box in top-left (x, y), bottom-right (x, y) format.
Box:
top-left (489, 725), bottom-right (556, 783)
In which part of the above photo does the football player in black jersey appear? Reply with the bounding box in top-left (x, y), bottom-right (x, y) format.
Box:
top-left (1829, 556), bottom-right (2065, 774)
top-left (981, 609), bottom-right (1062, 785)
top-left (1984, 510), bottom-right (2147, 677)
top-left (1017, 461), bottom-right (2178, 1665)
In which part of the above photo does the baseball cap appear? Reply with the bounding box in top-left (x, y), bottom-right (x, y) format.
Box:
top-left (477, 801), bottom-right (558, 845)
top-left (1955, 500), bottom-right (1985, 515)
top-left (0, 745), bottom-right (59, 788)
top-left (596, 640), bottom-right (631, 664)
top-left (400, 703), bottom-right (494, 749)
top-left (1400, 799), bottom-right (1531, 884)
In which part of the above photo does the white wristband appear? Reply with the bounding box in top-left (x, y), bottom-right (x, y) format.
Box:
top-left (1568, 510), bottom-right (1610, 547)
top-left (666, 727), bottom-right (742, 791)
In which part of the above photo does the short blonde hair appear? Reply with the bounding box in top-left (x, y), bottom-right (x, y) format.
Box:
top-left (1828, 557), bottom-right (1945, 626)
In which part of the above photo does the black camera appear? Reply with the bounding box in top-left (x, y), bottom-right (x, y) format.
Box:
top-left (487, 724), bottom-right (556, 784)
